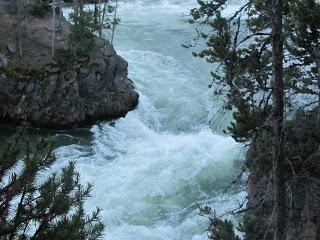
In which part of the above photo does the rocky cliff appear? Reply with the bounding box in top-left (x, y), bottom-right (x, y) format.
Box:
top-left (244, 110), bottom-right (320, 240)
top-left (0, 1), bottom-right (138, 129)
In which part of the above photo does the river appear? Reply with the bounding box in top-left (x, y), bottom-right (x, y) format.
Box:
top-left (56, 1), bottom-right (245, 239)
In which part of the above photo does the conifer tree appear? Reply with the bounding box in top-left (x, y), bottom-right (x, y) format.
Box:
top-left (187, 0), bottom-right (320, 239)
top-left (270, 0), bottom-right (286, 238)
top-left (0, 130), bottom-right (104, 240)
top-left (285, 0), bottom-right (320, 128)
top-left (68, 0), bottom-right (96, 51)
top-left (187, 0), bottom-right (320, 142)
top-left (97, 0), bottom-right (120, 42)
top-left (68, 0), bottom-right (120, 50)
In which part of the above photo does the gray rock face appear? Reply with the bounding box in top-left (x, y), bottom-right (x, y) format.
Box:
top-left (0, 44), bottom-right (139, 129)
top-left (0, 53), bottom-right (8, 68)
top-left (7, 43), bottom-right (17, 54)
top-left (244, 110), bottom-right (320, 240)
top-left (246, 150), bottom-right (320, 240)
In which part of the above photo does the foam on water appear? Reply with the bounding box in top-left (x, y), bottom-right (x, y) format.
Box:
top-left (58, 1), bottom-right (246, 239)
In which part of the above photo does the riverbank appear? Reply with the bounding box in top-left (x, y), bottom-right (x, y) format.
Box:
top-left (0, 0), bottom-right (138, 129)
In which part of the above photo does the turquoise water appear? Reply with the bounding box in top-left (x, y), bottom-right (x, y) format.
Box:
top-left (59, 1), bottom-right (245, 239)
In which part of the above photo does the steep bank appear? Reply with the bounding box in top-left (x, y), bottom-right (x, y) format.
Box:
top-left (0, 1), bottom-right (138, 129)
top-left (244, 110), bottom-right (320, 239)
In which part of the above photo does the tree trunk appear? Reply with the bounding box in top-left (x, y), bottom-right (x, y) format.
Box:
top-left (97, 0), bottom-right (102, 37)
top-left (99, 0), bottom-right (107, 38)
top-left (94, 0), bottom-right (99, 30)
top-left (271, 0), bottom-right (286, 239)
top-left (51, 0), bottom-right (56, 58)
top-left (316, 59), bottom-right (320, 129)
top-left (58, 0), bottom-right (63, 28)
top-left (16, 0), bottom-right (23, 58)
top-left (111, 0), bottom-right (118, 45)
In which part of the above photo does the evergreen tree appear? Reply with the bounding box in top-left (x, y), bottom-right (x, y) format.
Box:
top-left (186, 0), bottom-right (274, 142)
top-left (98, 0), bottom-right (120, 42)
top-left (0, 130), bottom-right (104, 240)
top-left (68, 0), bottom-right (96, 51)
top-left (68, 0), bottom-right (120, 50)
top-left (285, 0), bottom-right (320, 128)
top-left (198, 204), bottom-right (241, 240)
top-left (270, 0), bottom-right (286, 238)
top-left (187, 0), bottom-right (320, 142)
top-left (187, 0), bottom-right (320, 239)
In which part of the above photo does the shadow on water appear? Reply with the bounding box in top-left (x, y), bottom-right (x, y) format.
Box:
top-left (0, 123), bottom-right (95, 149)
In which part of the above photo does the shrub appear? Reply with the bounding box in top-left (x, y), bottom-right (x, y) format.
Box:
top-left (5, 63), bottom-right (42, 81)
top-left (198, 204), bottom-right (241, 240)
top-left (68, 3), bottom-right (96, 51)
top-left (55, 48), bottom-right (74, 68)
top-left (6, 3), bottom-right (17, 14)
top-left (0, 130), bottom-right (104, 239)
top-left (30, 0), bottom-right (51, 18)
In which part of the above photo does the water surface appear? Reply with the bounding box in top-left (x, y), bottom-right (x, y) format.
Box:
top-left (58, 1), bottom-right (245, 239)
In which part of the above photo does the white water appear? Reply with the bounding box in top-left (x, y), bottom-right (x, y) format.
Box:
top-left (58, 1), bottom-right (245, 239)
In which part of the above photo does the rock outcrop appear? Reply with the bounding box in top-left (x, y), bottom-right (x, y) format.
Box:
top-left (0, 1), bottom-right (138, 129)
top-left (0, 46), bottom-right (138, 128)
